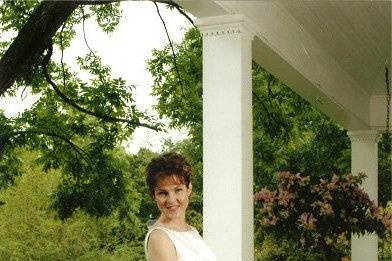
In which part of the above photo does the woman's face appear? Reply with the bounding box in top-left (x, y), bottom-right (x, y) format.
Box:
top-left (153, 175), bottom-right (192, 222)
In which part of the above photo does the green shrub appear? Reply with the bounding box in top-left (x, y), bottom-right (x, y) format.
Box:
top-left (0, 155), bottom-right (146, 260)
top-left (255, 235), bottom-right (320, 261)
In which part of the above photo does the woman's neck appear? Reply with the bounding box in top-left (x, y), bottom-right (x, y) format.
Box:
top-left (157, 215), bottom-right (189, 231)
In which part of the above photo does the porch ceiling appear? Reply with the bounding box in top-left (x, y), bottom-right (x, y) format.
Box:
top-left (281, 1), bottom-right (390, 96)
top-left (180, 0), bottom-right (392, 130)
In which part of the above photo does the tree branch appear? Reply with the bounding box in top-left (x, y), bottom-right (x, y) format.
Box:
top-left (153, 1), bottom-right (185, 96)
top-left (77, 0), bottom-right (119, 5)
top-left (60, 22), bottom-right (68, 89)
top-left (0, 1), bottom-right (79, 95)
top-left (0, 0), bottom-right (193, 96)
top-left (80, 6), bottom-right (95, 54)
top-left (152, 0), bottom-right (195, 27)
top-left (1, 129), bottom-right (91, 164)
top-left (42, 42), bottom-right (160, 131)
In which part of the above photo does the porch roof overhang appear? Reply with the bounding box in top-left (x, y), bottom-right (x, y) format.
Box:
top-left (179, 1), bottom-right (392, 131)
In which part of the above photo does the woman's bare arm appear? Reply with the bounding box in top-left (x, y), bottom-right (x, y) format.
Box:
top-left (147, 229), bottom-right (177, 261)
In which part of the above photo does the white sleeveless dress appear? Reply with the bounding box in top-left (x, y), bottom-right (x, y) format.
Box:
top-left (144, 225), bottom-right (216, 261)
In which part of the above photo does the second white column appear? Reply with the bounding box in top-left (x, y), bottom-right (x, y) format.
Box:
top-left (348, 130), bottom-right (380, 261)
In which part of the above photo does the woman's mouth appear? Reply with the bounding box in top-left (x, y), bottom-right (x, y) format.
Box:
top-left (166, 205), bottom-right (179, 211)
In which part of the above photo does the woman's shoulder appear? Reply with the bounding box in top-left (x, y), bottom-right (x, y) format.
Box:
top-left (145, 224), bottom-right (200, 245)
top-left (145, 228), bottom-right (177, 261)
top-left (148, 228), bottom-right (171, 243)
top-left (145, 226), bottom-right (172, 241)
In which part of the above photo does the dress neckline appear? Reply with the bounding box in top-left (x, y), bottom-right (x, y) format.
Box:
top-left (153, 223), bottom-right (195, 233)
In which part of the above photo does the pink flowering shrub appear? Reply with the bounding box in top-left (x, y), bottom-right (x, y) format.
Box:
top-left (254, 172), bottom-right (392, 260)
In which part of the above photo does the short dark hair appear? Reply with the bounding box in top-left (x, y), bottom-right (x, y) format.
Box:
top-left (146, 152), bottom-right (192, 196)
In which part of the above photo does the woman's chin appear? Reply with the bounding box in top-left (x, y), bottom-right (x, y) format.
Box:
top-left (164, 210), bottom-right (182, 219)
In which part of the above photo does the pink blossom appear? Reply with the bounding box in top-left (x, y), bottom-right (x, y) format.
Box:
top-left (320, 203), bottom-right (334, 216)
top-left (278, 190), bottom-right (295, 206)
top-left (298, 212), bottom-right (317, 230)
top-left (254, 188), bottom-right (276, 203)
top-left (311, 185), bottom-right (321, 193)
top-left (382, 216), bottom-right (392, 231)
top-left (319, 179), bottom-right (327, 185)
top-left (300, 175), bottom-right (310, 185)
top-left (256, 171), bottom-right (391, 241)
top-left (323, 191), bottom-right (333, 201)
top-left (262, 205), bottom-right (273, 213)
top-left (277, 171), bottom-right (290, 180)
top-left (326, 174), bottom-right (339, 190)
top-left (262, 216), bottom-right (278, 226)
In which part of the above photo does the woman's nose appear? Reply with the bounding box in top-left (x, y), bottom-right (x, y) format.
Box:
top-left (167, 192), bottom-right (176, 203)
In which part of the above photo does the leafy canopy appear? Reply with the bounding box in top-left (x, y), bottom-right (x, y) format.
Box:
top-left (0, 1), bottom-right (161, 218)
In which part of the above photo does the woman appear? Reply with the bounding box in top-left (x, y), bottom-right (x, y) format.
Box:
top-left (144, 152), bottom-right (216, 261)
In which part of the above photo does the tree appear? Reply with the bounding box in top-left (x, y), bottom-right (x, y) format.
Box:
top-left (0, 1), bottom-right (78, 94)
top-left (0, 150), bottom-right (117, 260)
top-left (0, 0), bottom-right (191, 95)
top-left (0, 0), bottom-right (192, 218)
top-left (0, 148), bottom-right (156, 260)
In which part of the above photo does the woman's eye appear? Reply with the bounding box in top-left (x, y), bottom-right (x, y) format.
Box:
top-left (175, 189), bottom-right (183, 192)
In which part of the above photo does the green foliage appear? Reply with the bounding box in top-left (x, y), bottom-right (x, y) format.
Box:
top-left (378, 132), bottom-right (392, 205)
top-left (0, 1), bottom-right (162, 218)
top-left (13, 87), bottom-right (132, 218)
top-left (148, 28), bottom-right (202, 139)
top-left (0, 111), bottom-right (22, 189)
top-left (0, 149), bottom-right (149, 260)
top-left (89, 3), bottom-right (122, 33)
top-left (0, 0), bottom-right (39, 32)
top-left (126, 147), bottom-right (159, 223)
top-left (255, 235), bottom-right (321, 261)
top-left (75, 52), bottom-right (143, 121)
top-left (379, 202), bottom-right (392, 260)
top-left (0, 152), bottom-right (105, 260)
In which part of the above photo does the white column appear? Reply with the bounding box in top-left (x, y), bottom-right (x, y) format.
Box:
top-left (197, 15), bottom-right (255, 261)
top-left (348, 130), bottom-right (381, 261)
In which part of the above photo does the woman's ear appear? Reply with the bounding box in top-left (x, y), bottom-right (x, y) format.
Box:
top-left (188, 183), bottom-right (193, 196)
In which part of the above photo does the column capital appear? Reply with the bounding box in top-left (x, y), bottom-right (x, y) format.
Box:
top-left (347, 130), bottom-right (381, 143)
top-left (195, 14), bottom-right (256, 40)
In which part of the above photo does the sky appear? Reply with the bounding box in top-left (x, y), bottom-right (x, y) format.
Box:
top-left (0, 2), bottom-right (192, 154)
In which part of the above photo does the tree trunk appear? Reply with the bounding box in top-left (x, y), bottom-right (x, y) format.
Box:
top-left (0, 1), bottom-right (78, 95)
